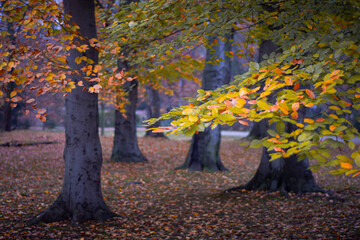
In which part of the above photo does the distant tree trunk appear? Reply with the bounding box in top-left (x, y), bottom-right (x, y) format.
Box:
top-left (100, 102), bottom-right (105, 136)
top-left (230, 39), bottom-right (323, 194)
top-left (110, 0), bottom-right (147, 163)
top-left (2, 20), bottom-right (18, 131)
top-left (145, 87), bottom-right (166, 138)
top-left (29, 0), bottom-right (116, 224)
top-left (177, 33), bottom-right (233, 171)
top-left (111, 79), bottom-right (147, 162)
top-left (2, 82), bottom-right (16, 131)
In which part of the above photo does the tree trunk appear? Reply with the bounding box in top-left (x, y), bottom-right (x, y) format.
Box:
top-left (111, 79), bottom-right (147, 162)
top-left (2, 82), bottom-right (16, 131)
top-left (2, 20), bottom-right (18, 131)
top-left (177, 33), bottom-right (232, 171)
top-left (232, 39), bottom-right (322, 194)
top-left (247, 119), bottom-right (267, 140)
top-left (29, 0), bottom-right (116, 224)
top-left (100, 102), bottom-right (105, 136)
top-left (247, 39), bottom-right (278, 140)
top-left (229, 125), bottom-right (323, 195)
top-left (145, 87), bottom-right (166, 138)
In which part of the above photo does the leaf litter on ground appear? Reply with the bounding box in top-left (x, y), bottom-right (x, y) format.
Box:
top-left (0, 130), bottom-right (359, 239)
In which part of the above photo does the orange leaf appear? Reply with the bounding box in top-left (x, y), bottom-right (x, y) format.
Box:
top-left (306, 89), bottom-right (315, 99)
top-left (316, 118), bottom-right (325, 123)
top-left (284, 77), bottom-right (293, 86)
top-left (40, 115), bottom-right (46, 122)
top-left (291, 111), bottom-right (298, 119)
top-left (294, 82), bottom-right (300, 90)
top-left (12, 96), bottom-right (22, 102)
top-left (274, 147), bottom-right (282, 152)
top-left (152, 128), bottom-right (165, 133)
top-left (292, 102), bottom-right (300, 112)
top-left (304, 118), bottom-right (314, 124)
top-left (238, 120), bottom-right (249, 126)
top-left (340, 162), bottom-right (353, 169)
top-left (329, 125), bottom-right (337, 131)
top-left (224, 100), bottom-right (233, 107)
top-left (352, 171), bottom-right (360, 177)
top-left (274, 68), bottom-right (282, 75)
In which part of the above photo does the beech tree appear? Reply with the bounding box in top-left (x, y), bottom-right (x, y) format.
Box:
top-left (176, 34), bottom-right (232, 171)
top-left (131, 0), bottom-right (360, 182)
top-left (29, 0), bottom-right (116, 224)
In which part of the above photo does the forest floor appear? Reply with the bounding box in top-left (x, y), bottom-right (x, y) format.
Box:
top-left (0, 130), bottom-right (359, 239)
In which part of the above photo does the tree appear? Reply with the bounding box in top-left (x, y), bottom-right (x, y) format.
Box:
top-left (1, 17), bottom-right (17, 131)
top-left (177, 34), bottom-right (232, 171)
top-left (29, 0), bottom-right (116, 224)
top-left (107, 0), bottom-right (147, 163)
top-left (110, 77), bottom-right (148, 163)
top-left (141, 0), bottom-right (360, 180)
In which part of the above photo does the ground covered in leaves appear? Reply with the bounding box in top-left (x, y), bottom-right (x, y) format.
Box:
top-left (0, 130), bottom-right (359, 239)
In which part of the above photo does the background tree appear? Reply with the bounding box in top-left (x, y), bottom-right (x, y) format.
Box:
top-left (30, 0), bottom-right (116, 224)
top-left (177, 34), bottom-right (232, 171)
top-left (145, 86), bottom-right (167, 138)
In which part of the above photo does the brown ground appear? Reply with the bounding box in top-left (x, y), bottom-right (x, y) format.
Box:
top-left (0, 130), bottom-right (359, 239)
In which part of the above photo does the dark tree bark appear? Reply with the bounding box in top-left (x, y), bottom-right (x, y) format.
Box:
top-left (247, 119), bottom-right (267, 140)
top-left (230, 39), bottom-right (322, 194)
top-left (110, 0), bottom-right (147, 163)
top-left (110, 79), bottom-right (147, 162)
top-left (177, 34), bottom-right (232, 171)
top-left (229, 120), bottom-right (324, 195)
top-left (29, 0), bottom-right (116, 224)
top-left (247, 40), bottom-right (278, 140)
top-left (1, 20), bottom-right (18, 131)
top-left (145, 87), bottom-right (166, 138)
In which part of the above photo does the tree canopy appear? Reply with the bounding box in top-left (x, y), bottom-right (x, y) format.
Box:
top-left (131, 0), bottom-right (360, 177)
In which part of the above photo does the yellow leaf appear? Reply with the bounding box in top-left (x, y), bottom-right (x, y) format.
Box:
top-left (182, 108), bottom-right (194, 115)
top-left (189, 115), bottom-right (198, 122)
top-left (329, 114), bottom-right (338, 119)
top-left (212, 108), bottom-right (218, 117)
top-left (75, 56), bottom-right (82, 64)
top-left (304, 118), bottom-right (314, 124)
top-left (10, 91), bottom-right (17, 98)
top-left (258, 72), bottom-right (267, 80)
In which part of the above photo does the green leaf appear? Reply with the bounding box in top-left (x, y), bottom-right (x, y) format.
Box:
top-left (219, 114), bottom-right (236, 122)
top-left (276, 121), bottom-right (285, 134)
top-left (250, 139), bottom-right (262, 148)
